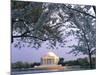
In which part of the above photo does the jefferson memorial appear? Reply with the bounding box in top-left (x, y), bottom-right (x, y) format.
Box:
top-left (41, 52), bottom-right (59, 65)
top-left (34, 52), bottom-right (65, 70)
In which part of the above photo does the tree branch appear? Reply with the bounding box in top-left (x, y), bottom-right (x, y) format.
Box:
top-left (66, 6), bottom-right (96, 18)
top-left (93, 6), bottom-right (96, 14)
top-left (13, 35), bottom-right (48, 41)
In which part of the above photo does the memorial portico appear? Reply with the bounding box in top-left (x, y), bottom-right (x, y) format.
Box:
top-left (41, 52), bottom-right (59, 65)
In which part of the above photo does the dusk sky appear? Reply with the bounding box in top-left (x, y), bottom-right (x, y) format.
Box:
top-left (11, 36), bottom-right (87, 63)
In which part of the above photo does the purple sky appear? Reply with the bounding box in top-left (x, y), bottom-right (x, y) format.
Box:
top-left (11, 36), bottom-right (87, 63)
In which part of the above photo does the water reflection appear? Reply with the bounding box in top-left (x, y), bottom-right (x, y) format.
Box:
top-left (12, 66), bottom-right (85, 75)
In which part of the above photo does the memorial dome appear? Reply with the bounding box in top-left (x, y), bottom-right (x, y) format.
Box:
top-left (46, 52), bottom-right (58, 57)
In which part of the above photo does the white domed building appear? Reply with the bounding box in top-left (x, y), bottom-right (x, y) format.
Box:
top-left (41, 52), bottom-right (59, 65)
top-left (34, 52), bottom-right (65, 70)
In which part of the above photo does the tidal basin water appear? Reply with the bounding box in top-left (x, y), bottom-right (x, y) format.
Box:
top-left (11, 66), bottom-right (86, 75)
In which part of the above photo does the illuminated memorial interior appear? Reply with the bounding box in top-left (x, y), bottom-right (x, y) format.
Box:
top-left (41, 52), bottom-right (59, 65)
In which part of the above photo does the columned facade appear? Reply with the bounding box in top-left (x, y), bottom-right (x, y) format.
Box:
top-left (41, 52), bottom-right (59, 65)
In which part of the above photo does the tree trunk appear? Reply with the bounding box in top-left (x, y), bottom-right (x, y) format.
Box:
top-left (11, 20), bottom-right (13, 43)
top-left (88, 50), bottom-right (93, 69)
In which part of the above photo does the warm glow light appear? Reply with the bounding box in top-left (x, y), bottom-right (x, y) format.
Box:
top-left (47, 52), bottom-right (57, 57)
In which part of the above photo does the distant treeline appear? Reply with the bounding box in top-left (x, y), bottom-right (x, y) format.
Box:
top-left (11, 57), bottom-right (96, 69)
top-left (58, 57), bottom-right (96, 69)
top-left (11, 62), bottom-right (41, 69)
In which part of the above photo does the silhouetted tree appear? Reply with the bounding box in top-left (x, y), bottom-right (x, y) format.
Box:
top-left (58, 57), bottom-right (64, 66)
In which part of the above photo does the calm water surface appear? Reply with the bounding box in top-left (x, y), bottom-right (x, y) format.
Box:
top-left (11, 66), bottom-right (85, 75)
